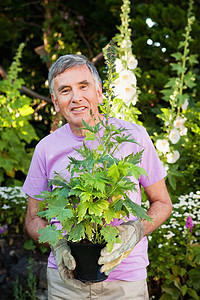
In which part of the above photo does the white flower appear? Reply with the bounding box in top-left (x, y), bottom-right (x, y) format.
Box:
top-left (173, 117), bottom-right (187, 136)
top-left (127, 56), bottom-right (138, 70)
top-left (180, 126), bottom-right (187, 136)
top-left (182, 98), bottom-right (189, 110)
top-left (115, 58), bottom-right (123, 73)
top-left (166, 150), bottom-right (180, 163)
top-left (119, 69), bottom-right (137, 86)
top-left (121, 39), bottom-right (132, 49)
top-left (2, 204), bottom-right (10, 209)
top-left (169, 129), bottom-right (180, 144)
top-left (114, 83), bottom-right (137, 105)
top-left (130, 95), bottom-right (138, 106)
top-left (164, 164), bottom-right (169, 171)
top-left (156, 139), bottom-right (170, 154)
top-left (164, 231), bottom-right (175, 240)
top-left (173, 116), bottom-right (186, 129)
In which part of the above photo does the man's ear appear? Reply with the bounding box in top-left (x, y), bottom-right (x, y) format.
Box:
top-left (51, 94), bottom-right (60, 113)
top-left (97, 84), bottom-right (103, 104)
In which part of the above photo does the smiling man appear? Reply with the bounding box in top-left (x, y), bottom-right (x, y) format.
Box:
top-left (22, 54), bottom-right (172, 300)
top-left (51, 63), bottom-right (104, 136)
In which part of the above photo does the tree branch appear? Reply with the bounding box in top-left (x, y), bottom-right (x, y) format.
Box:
top-left (92, 52), bottom-right (104, 65)
top-left (0, 65), bottom-right (51, 103)
top-left (21, 86), bottom-right (51, 103)
top-left (78, 28), bottom-right (94, 58)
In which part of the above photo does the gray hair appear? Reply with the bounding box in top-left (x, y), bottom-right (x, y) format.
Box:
top-left (48, 54), bottom-right (102, 96)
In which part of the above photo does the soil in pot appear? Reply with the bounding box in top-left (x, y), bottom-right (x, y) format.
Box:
top-left (69, 241), bottom-right (108, 283)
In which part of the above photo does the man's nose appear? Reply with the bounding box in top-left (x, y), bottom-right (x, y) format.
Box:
top-left (71, 89), bottom-right (82, 102)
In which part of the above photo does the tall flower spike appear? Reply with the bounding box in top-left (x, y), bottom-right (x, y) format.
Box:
top-left (103, 40), bottom-right (117, 126)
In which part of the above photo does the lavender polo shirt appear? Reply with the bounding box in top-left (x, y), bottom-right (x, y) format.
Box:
top-left (22, 117), bottom-right (167, 282)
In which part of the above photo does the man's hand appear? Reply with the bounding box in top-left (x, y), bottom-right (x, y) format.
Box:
top-left (98, 220), bottom-right (145, 275)
top-left (51, 238), bottom-right (76, 283)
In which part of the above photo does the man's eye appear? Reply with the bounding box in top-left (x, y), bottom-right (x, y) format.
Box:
top-left (81, 85), bottom-right (87, 89)
top-left (62, 89), bottom-right (70, 94)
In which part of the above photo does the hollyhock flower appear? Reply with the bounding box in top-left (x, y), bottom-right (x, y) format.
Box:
top-left (169, 129), bottom-right (180, 144)
top-left (180, 126), bottom-right (187, 136)
top-left (114, 83), bottom-right (137, 104)
top-left (129, 94), bottom-right (138, 106)
top-left (156, 139), bottom-right (170, 154)
top-left (182, 98), bottom-right (189, 110)
top-left (115, 58), bottom-right (123, 73)
top-left (173, 116), bottom-right (186, 129)
top-left (186, 216), bottom-right (194, 233)
top-left (121, 39), bottom-right (132, 49)
top-left (166, 150), bottom-right (180, 164)
top-left (119, 69), bottom-right (137, 86)
top-left (127, 56), bottom-right (138, 70)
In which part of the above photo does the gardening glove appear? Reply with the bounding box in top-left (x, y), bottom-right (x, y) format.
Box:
top-left (98, 220), bottom-right (145, 275)
top-left (51, 238), bottom-right (76, 282)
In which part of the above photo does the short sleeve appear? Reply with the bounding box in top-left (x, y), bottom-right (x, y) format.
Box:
top-left (139, 129), bottom-right (167, 187)
top-left (22, 144), bottom-right (48, 199)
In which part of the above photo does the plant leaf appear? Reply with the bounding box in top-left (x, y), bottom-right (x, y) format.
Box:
top-left (38, 224), bottom-right (63, 246)
top-left (100, 225), bottom-right (121, 252)
top-left (68, 222), bottom-right (85, 241)
top-left (124, 196), bottom-right (153, 222)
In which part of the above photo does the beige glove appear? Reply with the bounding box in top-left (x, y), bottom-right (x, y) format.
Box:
top-left (98, 220), bottom-right (145, 275)
top-left (51, 238), bottom-right (76, 282)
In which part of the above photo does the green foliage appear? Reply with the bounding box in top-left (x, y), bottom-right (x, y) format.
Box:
top-left (179, 103), bottom-right (200, 193)
top-left (37, 44), bottom-right (151, 251)
top-left (0, 43), bottom-right (38, 185)
top-left (151, 0), bottom-right (199, 199)
top-left (26, 257), bottom-right (37, 300)
top-left (13, 257), bottom-right (37, 300)
top-left (0, 186), bottom-right (27, 234)
top-left (37, 115), bottom-right (151, 249)
top-left (13, 277), bottom-right (26, 300)
top-left (159, 245), bottom-right (200, 300)
top-left (23, 238), bottom-right (48, 254)
top-left (145, 191), bottom-right (200, 299)
top-left (42, 0), bottom-right (120, 63)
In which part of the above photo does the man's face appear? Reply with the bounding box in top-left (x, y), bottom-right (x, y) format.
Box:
top-left (51, 65), bottom-right (103, 136)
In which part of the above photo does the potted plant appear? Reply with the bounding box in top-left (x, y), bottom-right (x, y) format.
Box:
top-left (35, 42), bottom-right (152, 282)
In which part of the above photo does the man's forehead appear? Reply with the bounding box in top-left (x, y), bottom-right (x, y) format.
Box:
top-left (55, 65), bottom-right (94, 83)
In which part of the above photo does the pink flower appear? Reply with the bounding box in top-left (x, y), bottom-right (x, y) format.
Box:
top-left (186, 216), bottom-right (194, 233)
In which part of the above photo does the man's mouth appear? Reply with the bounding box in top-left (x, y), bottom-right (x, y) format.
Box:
top-left (72, 106), bottom-right (87, 112)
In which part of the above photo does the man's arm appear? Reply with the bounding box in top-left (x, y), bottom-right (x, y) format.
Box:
top-left (142, 178), bottom-right (172, 235)
top-left (25, 196), bottom-right (50, 248)
top-left (98, 178), bottom-right (172, 274)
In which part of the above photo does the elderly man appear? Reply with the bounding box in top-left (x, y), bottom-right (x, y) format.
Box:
top-left (22, 54), bottom-right (172, 300)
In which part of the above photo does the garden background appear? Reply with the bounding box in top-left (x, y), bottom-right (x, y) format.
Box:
top-left (0, 0), bottom-right (200, 299)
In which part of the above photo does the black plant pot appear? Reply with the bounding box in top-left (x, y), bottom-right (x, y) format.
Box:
top-left (69, 242), bottom-right (108, 283)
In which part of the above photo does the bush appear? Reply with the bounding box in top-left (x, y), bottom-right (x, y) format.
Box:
top-left (146, 191), bottom-right (200, 299)
top-left (0, 186), bottom-right (28, 234)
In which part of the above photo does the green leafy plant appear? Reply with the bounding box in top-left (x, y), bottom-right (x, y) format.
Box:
top-left (36, 42), bottom-right (152, 252)
top-left (145, 191), bottom-right (200, 299)
top-left (0, 43), bottom-right (38, 185)
top-left (23, 238), bottom-right (48, 254)
top-left (153, 0), bottom-right (198, 196)
top-left (12, 257), bottom-right (37, 300)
